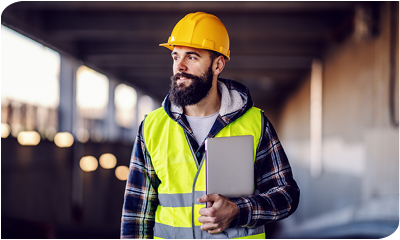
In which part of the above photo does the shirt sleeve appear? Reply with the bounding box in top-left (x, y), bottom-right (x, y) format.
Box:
top-left (121, 121), bottom-right (160, 239)
top-left (230, 115), bottom-right (300, 228)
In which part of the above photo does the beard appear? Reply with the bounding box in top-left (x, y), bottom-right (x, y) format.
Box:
top-left (169, 64), bottom-right (214, 107)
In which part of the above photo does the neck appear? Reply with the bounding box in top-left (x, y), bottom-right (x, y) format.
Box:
top-left (184, 78), bottom-right (221, 117)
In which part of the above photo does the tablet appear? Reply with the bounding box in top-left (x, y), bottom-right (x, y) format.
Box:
top-left (205, 135), bottom-right (254, 198)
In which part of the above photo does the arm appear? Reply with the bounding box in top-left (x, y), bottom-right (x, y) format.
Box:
top-left (121, 121), bottom-right (160, 239)
top-left (198, 116), bottom-right (300, 231)
top-left (230, 116), bottom-right (300, 227)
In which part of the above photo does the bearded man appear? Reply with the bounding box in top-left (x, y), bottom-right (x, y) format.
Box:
top-left (121, 12), bottom-right (300, 239)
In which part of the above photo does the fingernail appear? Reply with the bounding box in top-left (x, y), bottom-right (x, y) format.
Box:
top-left (198, 197), bottom-right (202, 202)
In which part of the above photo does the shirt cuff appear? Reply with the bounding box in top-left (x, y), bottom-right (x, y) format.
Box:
top-left (230, 197), bottom-right (252, 227)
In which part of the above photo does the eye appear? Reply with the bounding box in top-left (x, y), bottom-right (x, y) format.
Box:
top-left (188, 55), bottom-right (197, 60)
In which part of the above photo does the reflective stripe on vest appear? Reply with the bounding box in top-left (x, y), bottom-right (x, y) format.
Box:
top-left (154, 222), bottom-right (265, 239)
top-left (158, 192), bottom-right (205, 207)
top-left (143, 107), bottom-right (266, 239)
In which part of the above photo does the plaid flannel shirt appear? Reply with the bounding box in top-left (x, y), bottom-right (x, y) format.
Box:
top-left (121, 79), bottom-right (300, 239)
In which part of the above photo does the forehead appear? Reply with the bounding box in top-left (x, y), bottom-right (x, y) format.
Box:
top-left (171, 46), bottom-right (209, 56)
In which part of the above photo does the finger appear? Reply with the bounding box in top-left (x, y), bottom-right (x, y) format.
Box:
top-left (197, 195), bottom-right (207, 203)
top-left (199, 206), bottom-right (217, 217)
top-left (198, 216), bottom-right (205, 224)
top-left (198, 215), bottom-right (217, 224)
top-left (200, 222), bottom-right (218, 231)
top-left (198, 207), bottom-right (209, 216)
top-left (208, 228), bottom-right (223, 234)
top-left (197, 194), bottom-right (219, 203)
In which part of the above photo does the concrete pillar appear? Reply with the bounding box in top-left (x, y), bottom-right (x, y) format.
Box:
top-left (58, 54), bottom-right (79, 133)
top-left (58, 54), bottom-right (85, 216)
top-left (105, 79), bottom-right (119, 142)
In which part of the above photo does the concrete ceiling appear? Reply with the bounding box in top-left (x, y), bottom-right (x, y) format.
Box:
top-left (2, 1), bottom-right (357, 111)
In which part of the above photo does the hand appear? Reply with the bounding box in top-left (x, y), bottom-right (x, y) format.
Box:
top-left (197, 194), bottom-right (239, 234)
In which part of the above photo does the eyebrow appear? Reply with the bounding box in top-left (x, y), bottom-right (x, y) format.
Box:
top-left (171, 51), bottom-right (202, 58)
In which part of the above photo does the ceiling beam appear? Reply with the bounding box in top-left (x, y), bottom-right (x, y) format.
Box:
top-left (36, 10), bottom-right (349, 35)
top-left (8, 1), bottom-right (356, 13)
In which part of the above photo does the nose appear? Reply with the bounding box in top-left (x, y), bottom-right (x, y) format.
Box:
top-left (174, 59), bottom-right (187, 73)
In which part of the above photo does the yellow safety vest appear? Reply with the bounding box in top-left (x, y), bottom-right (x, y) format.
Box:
top-left (143, 106), bottom-right (266, 239)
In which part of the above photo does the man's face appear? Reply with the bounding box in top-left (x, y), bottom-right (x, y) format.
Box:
top-left (169, 46), bottom-right (214, 107)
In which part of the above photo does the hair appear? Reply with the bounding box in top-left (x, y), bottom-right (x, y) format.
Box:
top-left (207, 50), bottom-right (225, 62)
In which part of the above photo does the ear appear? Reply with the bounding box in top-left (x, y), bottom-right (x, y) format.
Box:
top-left (213, 56), bottom-right (225, 76)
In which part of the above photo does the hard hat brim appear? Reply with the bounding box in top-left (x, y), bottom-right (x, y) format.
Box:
top-left (159, 43), bottom-right (230, 61)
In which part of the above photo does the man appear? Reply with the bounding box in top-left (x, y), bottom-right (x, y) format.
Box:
top-left (121, 12), bottom-right (300, 239)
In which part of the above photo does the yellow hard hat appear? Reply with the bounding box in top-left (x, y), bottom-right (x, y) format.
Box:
top-left (160, 12), bottom-right (230, 61)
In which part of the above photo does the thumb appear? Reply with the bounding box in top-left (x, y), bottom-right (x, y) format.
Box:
top-left (197, 194), bottom-right (219, 203)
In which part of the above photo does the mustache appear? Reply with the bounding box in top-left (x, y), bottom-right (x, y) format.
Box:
top-left (170, 72), bottom-right (198, 82)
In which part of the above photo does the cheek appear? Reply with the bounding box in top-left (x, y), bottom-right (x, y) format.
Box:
top-left (172, 63), bottom-right (178, 75)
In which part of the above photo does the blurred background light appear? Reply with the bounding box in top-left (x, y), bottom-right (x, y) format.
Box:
top-left (79, 156), bottom-right (98, 172)
top-left (76, 128), bottom-right (90, 143)
top-left (1, 123), bottom-right (11, 138)
top-left (99, 153), bottom-right (117, 169)
top-left (115, 83), bottom-right (137, 128)
top-left (76, 65), bottom-right (109, 119)
top-left (54, 132), bottom-right (74, 148)
top-left (310, 59), bottom-right (323, 178)
top-left (137, 95), bottom-right (154, 127)
top-left (1, 26), bottom-right (60, 109)
top-left (115, 166), bottom-right (129, 181)
top-left (17, 131), bottom-right (41, 146)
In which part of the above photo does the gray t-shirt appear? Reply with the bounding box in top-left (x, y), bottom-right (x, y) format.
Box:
top-left (185, 111), bottom-right (219, 146)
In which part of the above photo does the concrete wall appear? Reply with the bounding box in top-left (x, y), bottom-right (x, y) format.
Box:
top-left (276, 2), bottom-right (399, 236)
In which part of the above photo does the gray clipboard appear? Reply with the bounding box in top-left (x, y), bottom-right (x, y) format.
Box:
top-left (205, 135), bottom-right (254, 198)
